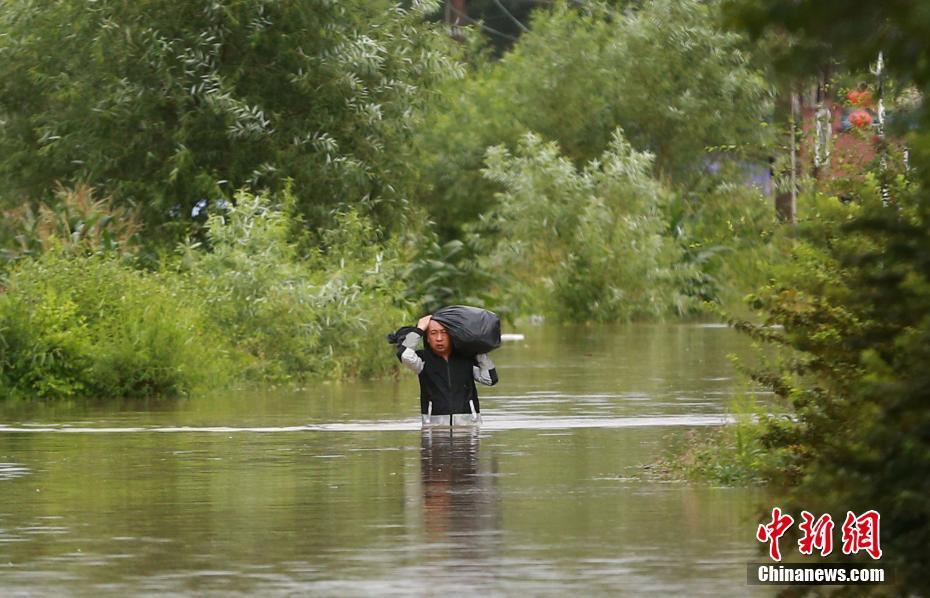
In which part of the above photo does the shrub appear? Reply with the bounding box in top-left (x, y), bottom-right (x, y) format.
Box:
top-left (0, 187), bottom-right (415, 398)
top-left (732, 172), bottom-right (930, 590)
top-left (0, 252), bottom-right (233, 399)
top-left (478, 130), bottom-right (693, 321)
top-left (1, 184), bottom-right (141, 267)
top-left (180, 189), bottom-right (410, 381)
top-left (671, 179), bottom-right (785, 313)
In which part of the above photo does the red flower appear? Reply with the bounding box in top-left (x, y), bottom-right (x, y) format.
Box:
top-left (849, 110), bottom-right (873, 128)
top-left (847, 90), bottom-right (874, 107)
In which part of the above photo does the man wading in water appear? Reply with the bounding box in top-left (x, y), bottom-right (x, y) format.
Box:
top-left (397, 315), bottom-right (498, 425)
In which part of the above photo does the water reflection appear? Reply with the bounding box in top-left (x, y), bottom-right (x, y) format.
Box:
top-left (0, 462), bottom-right (31, 481)
top-left (0, 324), bottom-right (772, 594)
top-left (418, 428), bottom-right (499, 553)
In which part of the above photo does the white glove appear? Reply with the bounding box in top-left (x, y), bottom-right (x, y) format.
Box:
top-left (402, 330), bottom-right (422, 349)
top-left (475, 353), bottom-right (494, 368)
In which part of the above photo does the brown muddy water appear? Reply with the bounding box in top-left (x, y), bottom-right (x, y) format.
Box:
top-left (0, 323), bottom-right (776, 596)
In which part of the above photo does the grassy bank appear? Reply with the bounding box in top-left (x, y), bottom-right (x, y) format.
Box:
top-left (0, 191), bottom-right (410, 400)
top-left (652, 394), bottom-right (790, 486)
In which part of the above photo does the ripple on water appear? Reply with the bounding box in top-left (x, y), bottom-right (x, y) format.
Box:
top-left (0, 414), bottom-right (733, 434)
top-left (0, 462), bottom-right (31, 481)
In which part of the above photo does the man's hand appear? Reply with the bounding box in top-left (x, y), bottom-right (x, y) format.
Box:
top-left (417, 314), bottom-right (431, 331)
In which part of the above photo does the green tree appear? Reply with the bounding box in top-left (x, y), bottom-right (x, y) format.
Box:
top-left (477, 130), bottom-right (691, 320)
top-left (724, 2), bottom-right (930, 591)
top-left (412, 0), bottom-right (772, 236)
top-left (0, 0), bottom-right (462, 242)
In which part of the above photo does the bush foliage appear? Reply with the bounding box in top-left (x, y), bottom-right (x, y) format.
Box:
top-left (477, 131), bottom-right (692, 320)
top-left (0, 190), bottom-right (412, 399)
top-left (730, 176), bottom-right (930, 590)
top-left (179, 190), bottom-right (409, 381)
top-left (0, 252), bottom-right (233, 399)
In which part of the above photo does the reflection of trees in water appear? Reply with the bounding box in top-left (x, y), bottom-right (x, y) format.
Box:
top-left (417, 428), bottom-right (499, 557)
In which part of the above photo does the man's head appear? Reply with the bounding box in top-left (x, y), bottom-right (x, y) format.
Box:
top-left (426, 319), bottom-right (451, 358)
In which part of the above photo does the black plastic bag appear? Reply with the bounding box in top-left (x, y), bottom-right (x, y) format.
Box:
top-left (431, 305), bottom-right (501, 356)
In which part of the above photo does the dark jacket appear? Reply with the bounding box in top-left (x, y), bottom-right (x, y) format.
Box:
top-left (396, 329), bottom-right (498, 415)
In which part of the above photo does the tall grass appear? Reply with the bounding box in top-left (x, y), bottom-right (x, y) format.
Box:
top-left (657, 393), bottom-right (779, 485)
top-left (0, 189), bottom-right (412, 399)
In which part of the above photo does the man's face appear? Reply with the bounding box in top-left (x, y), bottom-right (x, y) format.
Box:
top-left (426, 320), bottom-right (451, 356)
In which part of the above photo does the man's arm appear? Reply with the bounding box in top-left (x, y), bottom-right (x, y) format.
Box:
top-left (396, 329), bottom-right (425, 375)
top-left (473, 353), bottom-right (498, 386)
top-left (395, 314), bottom-right (430, 375)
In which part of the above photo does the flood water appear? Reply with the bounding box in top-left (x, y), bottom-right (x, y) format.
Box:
top-left (0, 324), bottom-right (774, 596)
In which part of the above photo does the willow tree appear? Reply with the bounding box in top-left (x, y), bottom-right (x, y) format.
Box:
top-left (0, 0), bottom-right (462, 241)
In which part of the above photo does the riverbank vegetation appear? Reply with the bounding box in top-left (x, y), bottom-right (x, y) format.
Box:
top-left (661, 1), bottom-right (930, 591)
top-left (0, 189), bottom-right (410, 399)
top-left (0, 0), bottom-right (784, 399)
top-left (1, 0), bottom-right (927, 591)
top-left (681, 152), bottom-right (929, 593)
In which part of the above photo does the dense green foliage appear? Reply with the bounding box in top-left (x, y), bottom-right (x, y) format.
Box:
top-left (729, 174), bottom-right (930, 593)
top-left (412, 0), bottom-right (772, 235)
top-left (402, 0), bottom-right (778, 320)
top-left (0, 0), bottom-right (461, 238)
top-left (0, 0), bottom-right (784, 398)
top-left (0, 252), bottom-right (234, 399)
top-left (179, 190), bottom-right (410, 381)
top-left (675, 2), bottom-right (930, 592)
top-left (477, 131), bottom-right (690, 320)
top-left (0, 190), bottom-right (411, 399)
top-left (673, 178), bottom-right (783, 313)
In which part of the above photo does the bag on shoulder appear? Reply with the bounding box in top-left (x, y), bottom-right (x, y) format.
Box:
top-left (430, 305), bottom-right (501, 356)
